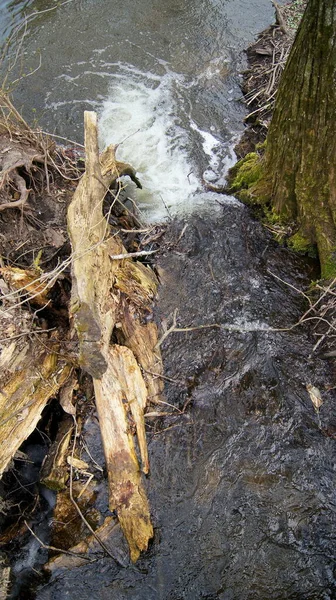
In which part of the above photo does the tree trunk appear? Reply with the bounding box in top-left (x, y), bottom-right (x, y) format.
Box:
top-left (262, 0), bottom-right (336, 277)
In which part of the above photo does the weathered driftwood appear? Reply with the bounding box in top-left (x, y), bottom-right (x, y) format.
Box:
top-left (119, 302), bottom-right (163, 403)
top-left (67, 111), bottom-right (162, 561)
top-left (0, 323), bottom-right (72, 477)
top-left (0, 555), bottom-right (10, 600)
top-left (0, 261), bottom-right (73, 477)
top-left (46, 516), bottom-right (125, 572)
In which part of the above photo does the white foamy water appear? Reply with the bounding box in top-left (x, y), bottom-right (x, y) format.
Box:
top-left (99, 69), bottom-right (200, 221)
top-left (99, 65), bottom-right (242, 221)
top-left (190, 119), bottom-right (238, 189)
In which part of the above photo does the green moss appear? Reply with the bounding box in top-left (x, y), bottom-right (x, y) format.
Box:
top-left (227, 142), bottom-right (270, 205)
top-left (288, 232), bottom-right (317, 258)
top-left (321, 254), bottom-right (336, 280)
top-left (263, 206), bottom-right (283, 225)
top-left (230, 153), bottom-right (261, 188)
top-left (255, 140), bottom-right (267, 152)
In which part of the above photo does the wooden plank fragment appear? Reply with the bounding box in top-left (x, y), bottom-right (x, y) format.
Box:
top-left (0, 269), bottom-right (72, 478)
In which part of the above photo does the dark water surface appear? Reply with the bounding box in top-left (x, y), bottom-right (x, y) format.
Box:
top-left (0, 1), bottom-right (335, 598)
top-left (35, 207), bottom-right (336, 599)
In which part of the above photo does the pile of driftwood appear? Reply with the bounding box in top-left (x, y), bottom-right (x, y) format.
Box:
top-left (242, 1), bottom-right (306, 125)
top-left (0, 105), bottom-right (163, 565)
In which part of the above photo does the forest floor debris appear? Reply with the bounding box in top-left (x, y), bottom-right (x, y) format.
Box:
top-left (0, 95), bottom-right (167, 589)
top-left (235, 0), bottom-right (307, 158)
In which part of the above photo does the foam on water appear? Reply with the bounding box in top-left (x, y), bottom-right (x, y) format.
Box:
top-left (99, 68), bottom-right (200, 221)
top-left (190, 120), bottom-right (238, 185)
top-left (99, 65), bottom-right (242, 221)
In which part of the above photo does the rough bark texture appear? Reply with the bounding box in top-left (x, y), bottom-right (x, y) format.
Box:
top-left (0, 330), bottom-right (71, 478)
top-left (67, 111), bottom-right (159, 561)
top-left (262, 0), bottom-right (336, 277)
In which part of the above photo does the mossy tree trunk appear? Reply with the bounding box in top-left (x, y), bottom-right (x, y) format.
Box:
top-left (262, 0), bottom-right (336, 277)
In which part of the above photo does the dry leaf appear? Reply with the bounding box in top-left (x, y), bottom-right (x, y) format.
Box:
top-left (67, 456), bottom-right (89, 471)
top-left (306, 383), bottom-right (323, 412)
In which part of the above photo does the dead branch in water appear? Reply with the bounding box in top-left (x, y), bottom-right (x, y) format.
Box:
top-left (67, 111), bottom-right (163, 561)
top-left (0, 98), bottom-right (163, 563)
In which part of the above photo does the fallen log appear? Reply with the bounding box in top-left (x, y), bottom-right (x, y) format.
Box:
top-left (67, 111), bottom-right (162, 561)
top-left (0, 311), bottom-right (72, 477)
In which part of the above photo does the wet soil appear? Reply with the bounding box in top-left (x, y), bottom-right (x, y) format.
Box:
top-left (34, 202), bottom-right (336, 600)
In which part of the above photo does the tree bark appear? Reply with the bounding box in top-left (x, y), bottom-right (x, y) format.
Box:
top-left (262, 0), bottom-right (336, 277)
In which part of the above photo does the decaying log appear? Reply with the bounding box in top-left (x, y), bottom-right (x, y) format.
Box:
top-left (0, 264), bottom-right (74, 477)
top-left (67, 111), bottom-right (162, 561)
top-left (0, 326), bottom-right (72, 477)
top-left (119, 301), bottom-right (164, 403)
top-left (0, 555), bottom-right (10, 600)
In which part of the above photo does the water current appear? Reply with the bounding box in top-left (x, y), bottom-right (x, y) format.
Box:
top-left (0, 1), bottom-right (335, 599)
top-left (1, 0), bottom-right (281, 220)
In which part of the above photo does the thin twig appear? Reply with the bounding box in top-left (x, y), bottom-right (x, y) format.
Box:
top-left (109, 249), bottom-right (158, 260)
top-left (144, 369), bottom-right (185, 385)
top-left (24, 521), bottom-right (94, 562)
top-left (267, 269), bottom-right (313, 306)
top-left (0, 327), bottom-right (55, 343)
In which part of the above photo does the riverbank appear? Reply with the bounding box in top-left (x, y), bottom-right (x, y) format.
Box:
top-left (1, 2), bottom-right (336, 598)
top-left (235, 0), bottom-right (306, 158)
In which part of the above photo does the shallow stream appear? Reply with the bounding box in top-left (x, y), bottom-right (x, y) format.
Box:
top-left (0, 1), bottom-right (335, 599)
top-left (1, 0), bottom-right (283, 219)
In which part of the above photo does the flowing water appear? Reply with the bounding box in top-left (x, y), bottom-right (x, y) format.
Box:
top-left (0, 1), bottom-right (335, 599)
top-left (36, 212), bottom-right (336, 600)
top-left (0, 0), bottom-right (280, 219)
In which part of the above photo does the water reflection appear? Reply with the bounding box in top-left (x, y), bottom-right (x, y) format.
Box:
top-left (0, 0), bottom-right (34, 40)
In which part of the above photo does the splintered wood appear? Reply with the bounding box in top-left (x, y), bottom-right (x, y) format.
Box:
top-left (67, 111), bottom-right (163, 561)
top-left (0, 305), bottom-right (71, 478)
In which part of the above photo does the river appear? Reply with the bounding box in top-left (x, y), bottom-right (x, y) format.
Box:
top-left (0, 2), bottom-right (335, 599)
top-left (1, 0), bottom-right (281, 219)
